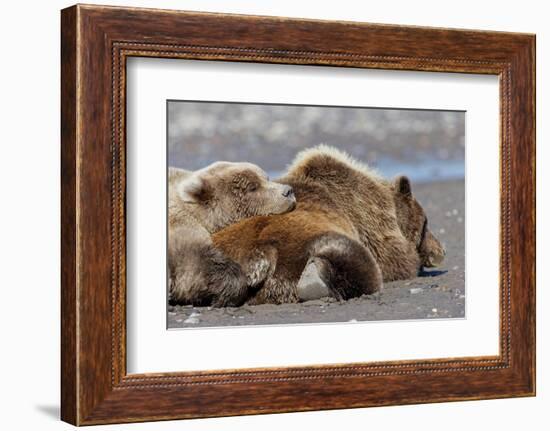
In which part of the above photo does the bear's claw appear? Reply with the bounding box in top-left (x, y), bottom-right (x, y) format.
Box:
top-left (297, 258), bottom-right (331, 302)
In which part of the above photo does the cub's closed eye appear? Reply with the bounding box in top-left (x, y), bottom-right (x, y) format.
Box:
top-left (248, 183), bottom-right (258, 192)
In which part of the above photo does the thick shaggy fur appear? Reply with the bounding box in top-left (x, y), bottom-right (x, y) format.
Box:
top-left (168, 162), bottom-right (295, 234)
top-left (168, 162), bottom-right (296, 306)
top-left (168, 226), bottom-right (247, 307)
top-left (212, 145), bottom-right (445, 305)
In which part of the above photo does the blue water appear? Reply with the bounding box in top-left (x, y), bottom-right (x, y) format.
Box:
top-left (373, 157), bottom-right (464, 184)
top-left (269, 157), bottom-right (464, 184)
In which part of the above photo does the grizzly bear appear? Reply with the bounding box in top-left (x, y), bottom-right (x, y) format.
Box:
top-left (168, 161), bottom-right (296, 306)
top-left (212, 145), bottom-right (446, 305)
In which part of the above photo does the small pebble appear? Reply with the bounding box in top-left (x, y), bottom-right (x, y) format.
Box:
top-left (439, 228), bottom-right (446, 234)
top-left (453, 265), bottom-right (459, 270)
top-left (457, 217), bottom-right (463, 223)
top-left (452, 209), bottom-right (459, 215)
top-left (431, 308), bottom-right (438, 313)
top-left (303, 299), bottom-right (327, 307)
top-left (410, 287), bottom-right (423, 294)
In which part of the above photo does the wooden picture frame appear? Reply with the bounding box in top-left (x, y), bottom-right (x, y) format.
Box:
top-left (61, 4), bottom-right (535, 425)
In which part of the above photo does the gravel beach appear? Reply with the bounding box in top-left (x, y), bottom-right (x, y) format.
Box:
top-left (168, 178), bottom-right (465, 329)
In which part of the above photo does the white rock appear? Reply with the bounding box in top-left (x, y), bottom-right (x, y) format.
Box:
top-left (184, 312), bottom-right (200, 324)
top-left (410, 288), bottom-right (423, 294)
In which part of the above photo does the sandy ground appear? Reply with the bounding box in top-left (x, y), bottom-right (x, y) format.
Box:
top-left (168, 179), bottom-right (465, 328)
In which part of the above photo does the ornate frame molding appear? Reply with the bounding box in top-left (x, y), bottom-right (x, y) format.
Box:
top-left (61, 5), bottom-right (535, 425)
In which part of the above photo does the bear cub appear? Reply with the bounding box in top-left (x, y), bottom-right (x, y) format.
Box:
top-left (168, 161), bottom-right (296, 307)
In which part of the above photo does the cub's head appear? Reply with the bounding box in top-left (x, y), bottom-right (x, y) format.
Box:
top-left (393, 176), bottom-right (446, 271)
top-left (176, 161), bottom-right (296, 232)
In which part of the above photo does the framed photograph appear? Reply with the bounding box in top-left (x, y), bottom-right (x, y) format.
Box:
top-left (61, 4), bottom-right (535, 425)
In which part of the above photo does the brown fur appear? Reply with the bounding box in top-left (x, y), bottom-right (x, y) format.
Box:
top-left (212, 145), bottom-right (445, 304)
top-left (168, 162), bottom-right (296, 306)
top-left (169, 162), bottom-right (295, 234)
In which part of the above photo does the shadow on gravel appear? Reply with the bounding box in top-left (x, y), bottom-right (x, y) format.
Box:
top-left (419, 269), bottom-right (448, 277)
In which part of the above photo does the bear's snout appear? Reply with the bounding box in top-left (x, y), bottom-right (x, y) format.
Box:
top-left (425, 250), bottom-right (445, 267)
top-left (420, 230), bottom-right (445, 268)
top-left (282, 185), bottom-right (294, 198)
top-left (267, 183), bottom-right (296, 214)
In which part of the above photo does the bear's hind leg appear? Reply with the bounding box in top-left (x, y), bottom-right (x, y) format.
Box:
top-left (299, 233), bottom-right (383, 301)
top-left (169, 242), bottom-right (249, 308)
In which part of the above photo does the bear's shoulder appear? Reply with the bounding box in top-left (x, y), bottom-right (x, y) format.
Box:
top-left (286, 144), bottom-right (384, 184)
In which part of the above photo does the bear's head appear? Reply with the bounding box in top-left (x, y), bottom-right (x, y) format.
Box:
top-left (393, 176), bottom-right (446, 271)
top-left (177, 161), bottom-right (296, 233)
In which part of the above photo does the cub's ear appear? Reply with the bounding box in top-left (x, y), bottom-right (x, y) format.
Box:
top-left (395, 175), bottom-right (412, 197)
top-left (178, 174), bottom-right (210, 203)
top-left (168, 167), bottom-right (187, 182)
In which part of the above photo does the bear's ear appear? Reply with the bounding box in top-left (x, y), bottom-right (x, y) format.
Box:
top-left (178, 174), bottom-right (211, 203)
top-left (168, 167), bottom-right (187, 182)
top-left (395, 175), bottom-right (412, 197)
